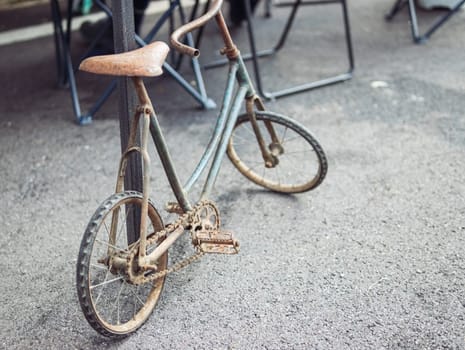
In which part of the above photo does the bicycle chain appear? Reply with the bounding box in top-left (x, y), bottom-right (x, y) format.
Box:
top-left (125, 200), bottom-right (217, 285)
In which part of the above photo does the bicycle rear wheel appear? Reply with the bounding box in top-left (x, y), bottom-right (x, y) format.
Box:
top-left (227, 111), bottom-right (327, 193)
top-left (76, 191), bottom-right (168, 337)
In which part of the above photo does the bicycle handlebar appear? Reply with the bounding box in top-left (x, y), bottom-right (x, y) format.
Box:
top-left (170, 0), bottom-right (224, 57)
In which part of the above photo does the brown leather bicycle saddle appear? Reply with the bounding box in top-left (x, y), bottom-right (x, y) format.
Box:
top-left (79, 41), bottom-right (170, 77)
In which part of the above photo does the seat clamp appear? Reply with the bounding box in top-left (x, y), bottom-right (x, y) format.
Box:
top-left (220, 45), bottom-right (240, 60)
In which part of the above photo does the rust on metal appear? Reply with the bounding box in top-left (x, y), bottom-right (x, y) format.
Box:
top-left (192, 230), bottom-right (240, 254)
top-left (79, 41), bottom-right (169, 77)
top-left (170, 0), bottom-right (224, 56)
top-left (244, 96), bottom-right (278, 168)
top-left (122, 200), bottom-right (238, 285)
top-left (216, 10), bottom-right (240, 59)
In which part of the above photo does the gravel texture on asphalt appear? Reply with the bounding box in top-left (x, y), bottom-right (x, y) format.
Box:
top-left (1, 1), bottom-right (464, 349)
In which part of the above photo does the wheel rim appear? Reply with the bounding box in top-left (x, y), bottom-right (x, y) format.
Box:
top-left (227, 112), bottom-right (325, 193)
top-left (81, 194), bottom-right (167, 335)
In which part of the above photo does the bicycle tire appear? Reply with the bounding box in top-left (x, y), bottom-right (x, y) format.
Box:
top-left (76, 191), bottom-right (167, 337)
top-left (227, 111), bottom-right (327, 193)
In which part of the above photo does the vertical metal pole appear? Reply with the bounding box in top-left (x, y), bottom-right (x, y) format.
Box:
top-left (112, 1), bottom-right (142, 244)
top-left (407, 0), bottom-right (421, 42)
top-left (341, 0), bottom-right (354, 72)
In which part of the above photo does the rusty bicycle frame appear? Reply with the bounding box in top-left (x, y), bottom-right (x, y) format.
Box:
top-left (112, 0), bottom-right (279, 268)
top-left (77, 0), bottom-right (327, 337)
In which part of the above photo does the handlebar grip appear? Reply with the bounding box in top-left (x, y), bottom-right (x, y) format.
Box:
top-left (170, 0), bottom-right (224, 57)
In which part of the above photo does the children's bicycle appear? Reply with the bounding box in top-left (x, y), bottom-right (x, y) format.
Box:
top-left (76, 0), bottom-right (327, 337)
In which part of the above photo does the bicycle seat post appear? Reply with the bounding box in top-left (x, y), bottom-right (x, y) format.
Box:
top-left (214, 11), bottom-right (239, 61)
top-left (132, 76), bottom-right (153, 111)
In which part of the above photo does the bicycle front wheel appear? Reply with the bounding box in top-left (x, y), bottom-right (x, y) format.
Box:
top-left (227, 111), bottom-right (327, 193)
top-left (76, 191), bottom-right (168, 337)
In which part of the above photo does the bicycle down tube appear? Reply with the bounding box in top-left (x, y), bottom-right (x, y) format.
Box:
top-left (76, 0), bottom-right (328, 337)
top-left (167, 6), bottom-right (270, 206)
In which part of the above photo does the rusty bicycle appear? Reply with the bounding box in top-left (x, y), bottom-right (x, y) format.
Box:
top-left (76, 0), bottom-right (327, 337)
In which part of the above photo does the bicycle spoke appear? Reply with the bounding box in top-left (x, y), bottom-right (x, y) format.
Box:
top-left (284, 149), bottom-right (316, 155)
top-left (243, 123), bottom-right (256, 137)
top-left (90, 262), bottom-right (108, 270)
top-left (274, 165), bottom-right (282, 186)
top-left (280, 126), bottom-right (288, 145)
top-left (94, 238), bottom-right (128, 253)
top-left (116, 204), bottom-right (132, 245)
top-left (232, 132), bottom-right (254, 144)
top-left (227, 112), bottom-right (327, 193)
top-left (77, 192), bottom-right (168, 335)
top-left (103, 220), bottom-right (111, 242)
top-left (93, 265), bottom-right (113, 306)
top-left (112, 279), bottom-right (125, 325)
top-left (231, 139), bottom-right (252, 147)
top-left (243, 160), bottom-right (266, 172)
top-left (90, 275), bottom-right (125, 291)
top-left (129, 285), bottom-right (147, 308)
top-left (281, 134), bottom-right (304, 145)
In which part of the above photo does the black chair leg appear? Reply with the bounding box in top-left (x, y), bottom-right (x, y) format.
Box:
top-left (246, 0), bottom-right (354, 99)
top-left (204, 0), bottom-right (355, 100)
top-left (386, 0), bottom-right (465, 43)
top-left (50, 0), bottom-right (215, 125)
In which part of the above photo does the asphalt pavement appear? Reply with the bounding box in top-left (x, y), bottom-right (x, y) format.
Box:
top-left (1, 1), bottom-right (464, 349)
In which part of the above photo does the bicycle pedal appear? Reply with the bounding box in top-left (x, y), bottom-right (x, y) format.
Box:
top-left (193, 230), bottom-right (240, 255)
top-left (165, 202), bottom-right (184, 214)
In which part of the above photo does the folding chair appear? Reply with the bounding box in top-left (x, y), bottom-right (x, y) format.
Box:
top-left (201, 0), bottom-right (354, 100)
top-left (386, 0), bottom-right (465, 43)
top-left (50, 0), bottom-right (215, 125)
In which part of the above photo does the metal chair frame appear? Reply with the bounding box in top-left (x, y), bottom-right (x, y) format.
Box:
top-left (201, 0), bottom-right (354, 100)
top-left (386, 0), bottom-right (465, 43)
top-left (50, 0), bottom-right (215, 125)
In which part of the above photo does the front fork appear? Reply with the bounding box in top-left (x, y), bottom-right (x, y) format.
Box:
top-left (245, 95), bottom-right (283, 168)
